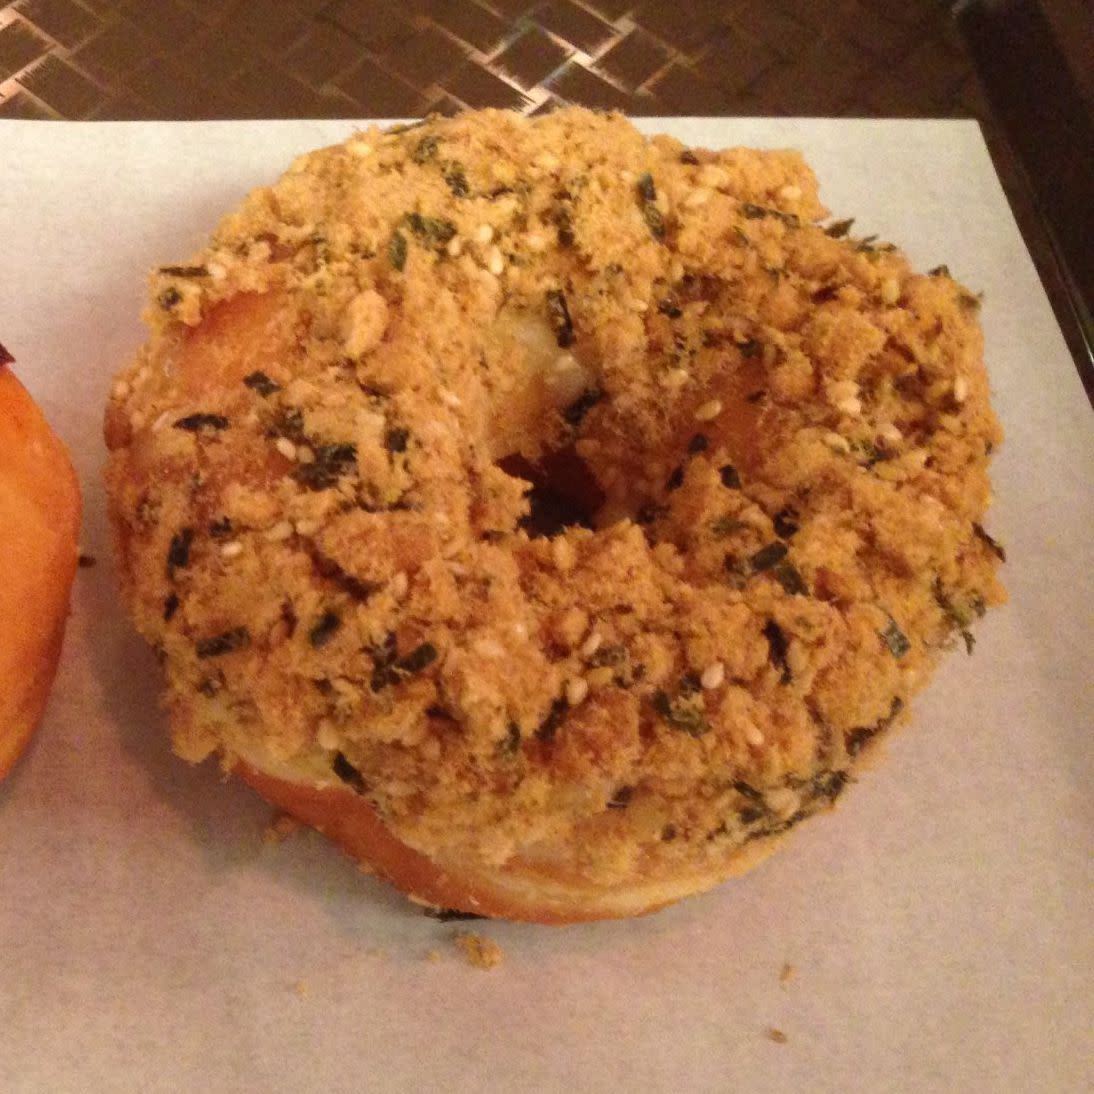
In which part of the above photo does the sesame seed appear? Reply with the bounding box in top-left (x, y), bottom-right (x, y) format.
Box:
top-left (112, 379), bottom-right (131, 400)
top-left (836, 397), bottom-right (863, 417)
top-left (953, 375), bottom-right (968, 403)
top-left (629, 297), bottom-right (648, 312)
top-left (767, 788), bottom-right (800, 818)
top-left (446, 236), bottom-right (463, 257)
top-left (295, 445), bottom-right (315, 464)
top-left (390, 571), bottom-right (408, 598)
top-left (664, 368), bottom-right (690, 389)
top-left (535, 152), bottom-right (560, 170)
top-left (684, 188), bottom-right (712, 208)
top-left (475, 224), bottom-right (494, 245)
top-left (526, 232), bottom-right (548, 252)
top-left (440, 389), bottom-right (461, 408)
top-left (265, 520), bottom-right (294, 542)
top-left (566, 678), bottom-right (589, 706)
top-left (698, 164), bottom-right (730, 188)
top-left (294, 519), bottom-right (318, 536)
top-left (878, 422), bottom-right (903, 445)
top-left (829, 379), bottom-right (859, 401)
top-left (581, 632), bottom-right (603, 659)
top-left (778, 184), bottom-right (802, 202)
top-left (511, 621), bottom-right (529, 641)
top-left (694, 399), bottom-right (724, 422)
top-left (880, 277), bottom-right (901, 305)
top-left (700, 662), bottom-right (725, 690)
top-left (823, 431), bottom-right (851, 454)
top-left (219, 541), bottom-right (244, 559)
top-left (745, 724), bottom-right (765, 747)
top-left (130, 411), bottom-right (147, 430)
top-left (474, 637), bottom-right (505, 659)
top-left (317, 720), bottom-right (340, 750)
top-left (275, 437), bottom-right (297, 461)
top-left (486, 246), bottom-right (504, 276)
top-left (552, 537), bottom-right (575, 573)
top-left (347, 141), bottom-right (373, 158)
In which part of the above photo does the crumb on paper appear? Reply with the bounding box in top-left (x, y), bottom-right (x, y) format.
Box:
top-left (423, 905), bottom-right (487, 922)
top-left (765, 1027), bottom-right (788, 1044)
top-left (426, 949), bottom-right (442, 963)
top-left (454, 932), bottom-right (503, 970)
top-left (779, 962), bottom-right (795, 984)
top-left (77, 553), bottom-right (97, 568)
top-left (263, 811), bottom-right (303, 843)
top-left (294, 979), bottom-right (309, 998)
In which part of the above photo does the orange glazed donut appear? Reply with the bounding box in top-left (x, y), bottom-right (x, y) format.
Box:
top-left (104, 109), bottom-right (1004, 922)
top-left (0, 348), bottom-right (81, 779)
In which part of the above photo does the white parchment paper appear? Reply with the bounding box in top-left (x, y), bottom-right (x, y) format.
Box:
top-left (0, 118), bottom-right (1090, 1094)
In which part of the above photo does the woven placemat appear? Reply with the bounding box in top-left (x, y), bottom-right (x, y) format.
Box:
top-left (0, 0), bottom-right (983, 122)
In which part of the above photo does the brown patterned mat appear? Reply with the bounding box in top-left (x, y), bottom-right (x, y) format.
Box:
top-left (0, 0), bottom-right (1087, 383)
top-left (0, 0), bottom-right (985, 121)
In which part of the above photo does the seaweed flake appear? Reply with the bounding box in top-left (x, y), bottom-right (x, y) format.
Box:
top-left (652, 690), bottom-right (709, 737)
top-left (243, 371), bottom-right (280, 396)
top-left (751, 542), bottom-right (788, 572)
top-left (824, 218), bottom-right (855, 239)
top-left (845, 697), bottom-right (904, 757)
top-left (763, 620), bottom-right (791, 683)
top-left (292, 443), bottom-right (357, 491)
top-left (536, 697), bottom-right (568, 743)
top-left (635, 172), bottom-right (665, 240)
top-left (405, 212), bottom-right (457, 246)
top-left (332, 752), bottom-right (366, 793)
top-left (412, 135), bottom-right (439, 163)
top-left (166, 528), bottom-right (194, 579)
top-left (396, 642), bottom-right (438, 674)
top-left (195, 627), bottom-right (250, 659)
top-left (880, 617), bottom-right (911, 658)
top-left (774, 561), bottom-right (807, 596)
top-left (607, 786), bottom-right (634, 809)
top-left (308, 611), bottom-right (342, 649)
top-left (719, 464), bottom-right (741, 489)
top-left (444, 162), bottom-right (469, 197)
top-left (385, 426), bottom-right (410, 453)
top-left (563, 387), bottom-right (603, 426)
top-left (973, 523), bottom-right (1006, 562)
top-left (389, 230), bottom-right (408, 271)
top-left (545, 288), bottom-right (575, 348)
top-left (773, 507), bottom-right (800, 538)
top-left (174, 413), bottom-right (229, 433)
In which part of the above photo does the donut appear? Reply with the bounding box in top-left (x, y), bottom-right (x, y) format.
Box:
top-left (104, 109), bottom-right (1005, 922)
top-left (0, 347), bottom-right (82, 779)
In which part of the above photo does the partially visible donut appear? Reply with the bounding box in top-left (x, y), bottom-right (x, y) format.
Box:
top-left (0, 349), bottom-right (82, 778)
top-left (104, 109), bottom-right (1005, 921)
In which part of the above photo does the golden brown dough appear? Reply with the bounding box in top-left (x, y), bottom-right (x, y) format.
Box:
top-left (0, 357), bottom-right (82, 778)
top-left (104, 109), bottom-right (1004, 921)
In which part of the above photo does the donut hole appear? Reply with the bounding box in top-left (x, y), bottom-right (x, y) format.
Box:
top-left (497, 448), bottom-right (604, 539)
